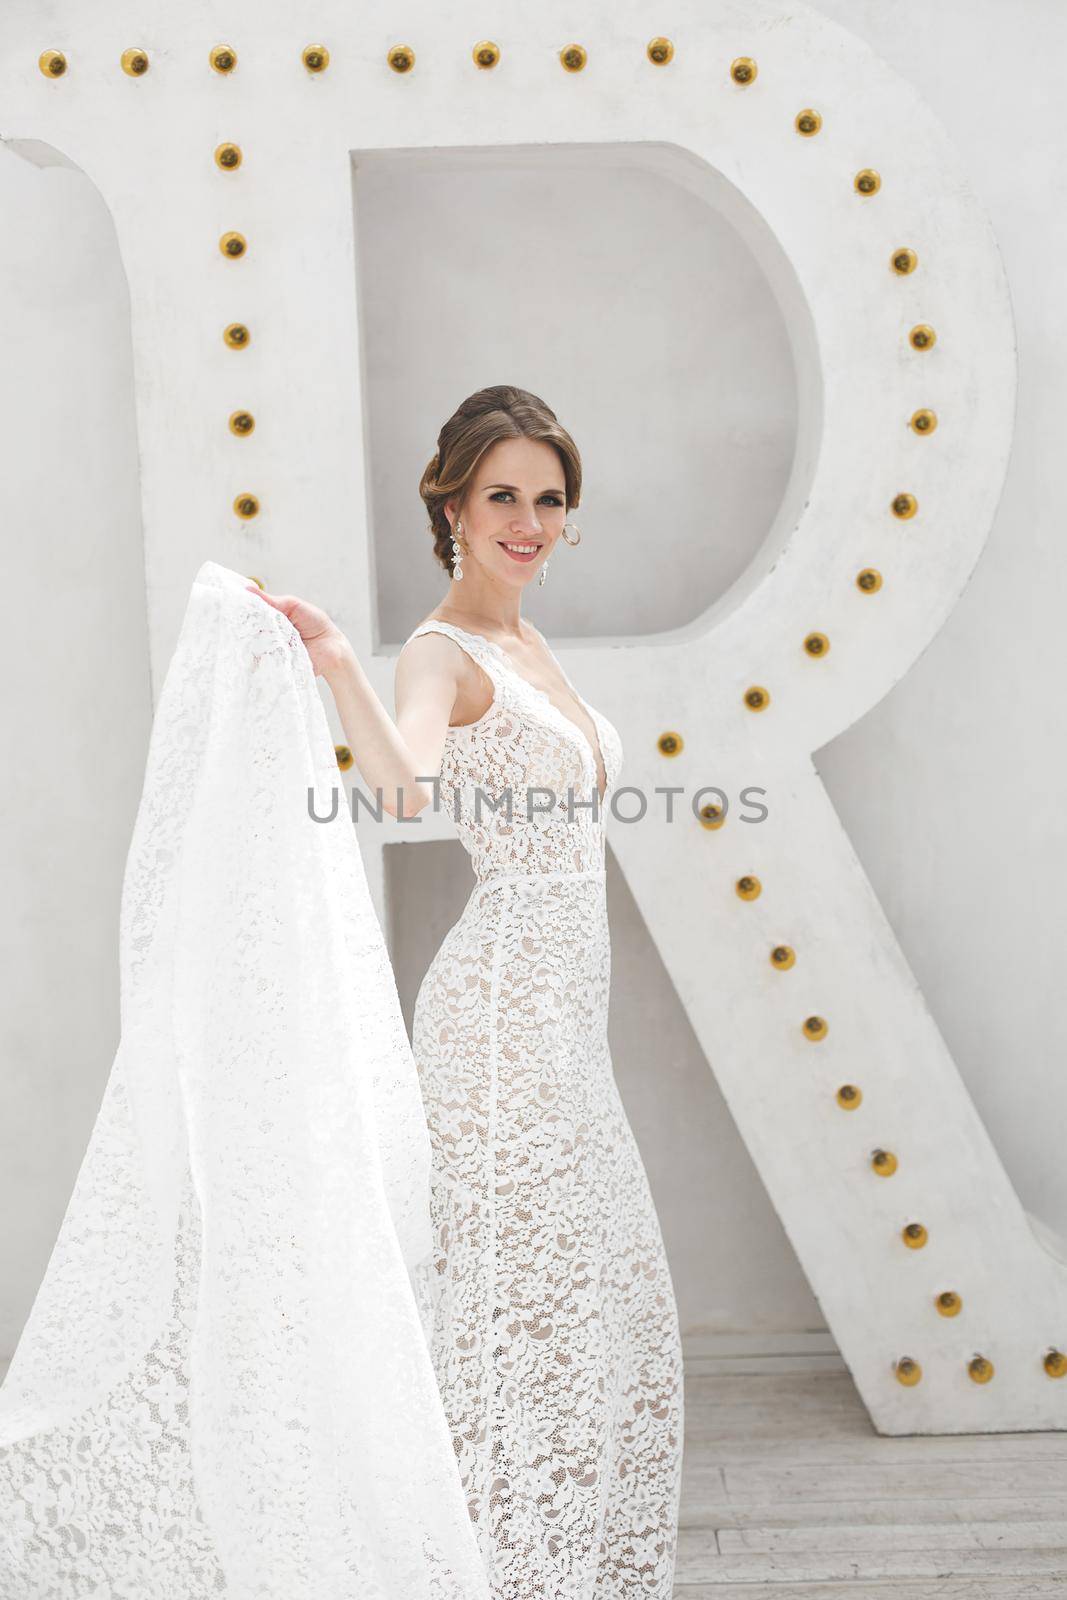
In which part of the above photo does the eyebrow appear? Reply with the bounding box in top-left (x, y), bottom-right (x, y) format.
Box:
top-left (484, 483), bottom-right (565, 494)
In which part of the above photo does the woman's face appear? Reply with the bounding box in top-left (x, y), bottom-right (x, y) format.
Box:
top-left (446, 436), bottom-right (568, 590)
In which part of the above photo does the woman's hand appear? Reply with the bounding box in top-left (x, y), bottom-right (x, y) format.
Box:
top-left (245, 583), bottom-right (353, 680)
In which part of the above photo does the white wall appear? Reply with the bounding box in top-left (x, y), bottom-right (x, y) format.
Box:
top-left (2, 0), bottom-right (1065, 1365)
top-left (0, 154), bottom-right (152, 1360)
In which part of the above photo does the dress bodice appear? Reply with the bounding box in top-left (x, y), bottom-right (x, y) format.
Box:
top-left (406, 619), bottom-right (623, 882)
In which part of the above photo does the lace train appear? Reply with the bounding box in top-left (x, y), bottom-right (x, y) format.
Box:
top-left (0, 564), bottom-right (491, 1600)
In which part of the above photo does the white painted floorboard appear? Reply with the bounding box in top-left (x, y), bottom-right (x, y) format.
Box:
top-left (675, 1369), bottom-right (1067, 1596)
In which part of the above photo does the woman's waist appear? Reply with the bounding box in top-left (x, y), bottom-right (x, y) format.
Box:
top-left (474, 866), bottom-right (606, 888)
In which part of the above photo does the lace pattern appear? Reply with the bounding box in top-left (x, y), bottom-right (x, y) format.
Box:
top-left (416, 621), bottom-right (622, 882)
top-left (407, 621), bottom-right (683, 1599)
top-left (0, 565), bottom-right (491, 1600)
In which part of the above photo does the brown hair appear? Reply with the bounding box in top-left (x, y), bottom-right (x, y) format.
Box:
top-left (419, 385), bottom-right (582, 576)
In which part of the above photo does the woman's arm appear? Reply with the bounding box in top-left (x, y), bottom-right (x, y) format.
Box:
top-left (246, 584), bottom-right (459, 820)
top-left (324, 633), bottom-right (460, 819)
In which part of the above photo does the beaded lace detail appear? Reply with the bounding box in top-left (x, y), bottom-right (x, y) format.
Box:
top-left (407, 620), bottom-right (623, 882)
top-left (407, 619), bottom-right (684, 1598)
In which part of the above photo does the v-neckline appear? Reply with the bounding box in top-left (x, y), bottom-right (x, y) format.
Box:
top-left (425, 618), bottom-right (608, 805)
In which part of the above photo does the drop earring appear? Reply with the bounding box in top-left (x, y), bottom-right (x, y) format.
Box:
top-left (539, 558), bottom-right (549, 587)
top-left (451, 519), bottom-right (465, 581)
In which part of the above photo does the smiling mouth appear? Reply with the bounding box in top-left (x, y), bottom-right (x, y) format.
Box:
top-left (498, 540), bottom-right (543, 563)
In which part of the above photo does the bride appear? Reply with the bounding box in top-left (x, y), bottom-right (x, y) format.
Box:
top-left (252, 384), bottom-right (683, 1598)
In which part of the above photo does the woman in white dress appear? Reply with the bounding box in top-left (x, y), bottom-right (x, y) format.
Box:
top-left (255, 385), bottom-right (683, 1598)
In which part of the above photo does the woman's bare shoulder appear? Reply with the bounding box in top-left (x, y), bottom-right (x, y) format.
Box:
top-left (396, 620), bottom-right (469, 683)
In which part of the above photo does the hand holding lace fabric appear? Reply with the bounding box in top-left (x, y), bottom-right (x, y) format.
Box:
top-left (0, 561), bottom-right (489, 1600)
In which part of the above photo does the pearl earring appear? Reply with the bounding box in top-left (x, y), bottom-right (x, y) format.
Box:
top-left (451, 519), bottom-right (465, 581)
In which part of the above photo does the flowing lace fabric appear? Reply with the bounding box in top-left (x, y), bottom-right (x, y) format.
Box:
top-left (0, 563), bottom-right (490, 1600)
top-left (406, 620), bottom-right (683, 1600)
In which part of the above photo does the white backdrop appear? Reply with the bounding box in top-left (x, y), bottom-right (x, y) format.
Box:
top-left (1, 0), bottom-right (1065, 1399)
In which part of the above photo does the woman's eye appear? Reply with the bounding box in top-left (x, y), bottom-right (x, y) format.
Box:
top-left (490, 491), bottom-right (563, 505)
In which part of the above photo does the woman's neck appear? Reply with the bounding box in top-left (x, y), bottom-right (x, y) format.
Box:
top-left (431, 582), bottom-right (526, 641)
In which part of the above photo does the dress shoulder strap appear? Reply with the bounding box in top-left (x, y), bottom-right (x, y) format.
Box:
top-left (406, 619), bottom-right (504, 685)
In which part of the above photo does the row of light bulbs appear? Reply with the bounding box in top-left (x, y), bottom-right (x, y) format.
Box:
top-left (646, 786), bottom-right (1065, 1387)
top-left (634, 106), bottom-right (1001, 1392)
top-left (895, 1350), bottom-right (1067, 1386)
top-left (33, 44), bottom-right (798, 80)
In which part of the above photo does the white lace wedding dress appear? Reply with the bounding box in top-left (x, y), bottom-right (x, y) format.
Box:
top-left (406, 619), bottom-right (684, 1600)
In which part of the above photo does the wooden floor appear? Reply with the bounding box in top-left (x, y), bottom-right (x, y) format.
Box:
top-left (675, 1368), bottom-right (1067, 1597)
